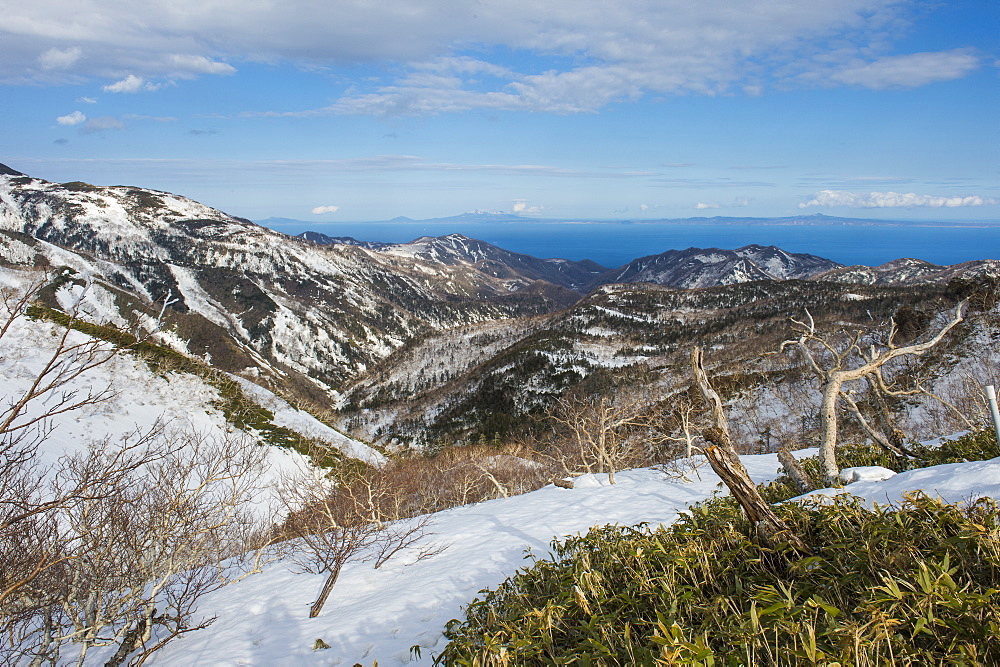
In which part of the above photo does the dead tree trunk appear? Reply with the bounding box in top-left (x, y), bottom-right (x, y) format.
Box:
top-left (692, 347), bottom-right (810, 553)
top-left (776, 447), bottom-right (814, 495)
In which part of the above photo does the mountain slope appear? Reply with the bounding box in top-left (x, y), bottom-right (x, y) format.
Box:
top-left (142, 450), bottom-right (1000, 666)
top-left (305, 232), bottom-right (606, 293)
top-left (596, 245), bottom-right (841, 289)
top-left (816, 257), bottom-right (1000, 285)
top-left (0, 166), bottom-right (571, 394)
top-left (340, 277), bottom-right (975, 449)
top-left (0, 265), bottom-right (381, 471)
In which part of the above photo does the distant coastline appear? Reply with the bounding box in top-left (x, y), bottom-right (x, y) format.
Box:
top-left (258, 215), bottom-right (1000, 269)
top-left (260, 212), bottom-right (1000, 229)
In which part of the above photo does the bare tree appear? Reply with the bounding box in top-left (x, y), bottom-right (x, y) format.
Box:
top-left (779, 301), bottom-right (966, 485)
top-left (659, 395), bottom-right (707, 460)
top-left (691, 346), bottom-right (809, 552)
top-left (51, 432), bottom-right (270, 666)
top-left (276, 464), bottom-right (439, 618)
top-left (1, 273), bottom-right (161, 620)
top-left (543, 394), bottom-right (670, 484)
top-left (3, 430), bottom-right (271, 667)
top-left (1, 273), bottom-right (271, 665)
top-left (331, 464), bottom-right (442, 570)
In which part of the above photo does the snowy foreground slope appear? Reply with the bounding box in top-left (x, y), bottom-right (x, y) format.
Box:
top-left (0, 269), bottom-right (381, 478)
top-left (146, 450), bottom-right (1000, 667)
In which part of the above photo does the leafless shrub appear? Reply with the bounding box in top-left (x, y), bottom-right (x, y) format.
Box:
top-left (1, 274), bottom-right (150, 622)
top-left (655, 455), bottom-right (708, 483)
top-left (1, 275), bottom-right (271, 665)
top-left (536, 394), bottom-right (677, 484)
top-left (276, 462), bottom-right (443, 619)
top-left (339, 443), bottom-right (556, 517)
top-left (3, 431), bottom-right (271, 666)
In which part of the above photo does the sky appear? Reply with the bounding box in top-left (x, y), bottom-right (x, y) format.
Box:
top-left (1, 0), bottom-right (998, 224)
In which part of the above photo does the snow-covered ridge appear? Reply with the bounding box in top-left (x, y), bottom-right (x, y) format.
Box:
top-left (232, 376), bottom-right (383, 465)
top-left (816, 256), bottom-right (1000, 285)
top-left (606, 245), bottom-right (842, 289)
top-left (143, 448), bottom-right (1000, 665)
top-left (0, 266), bottom-right (374, 469)
top-left (0, 168), bottom-right (565, 394)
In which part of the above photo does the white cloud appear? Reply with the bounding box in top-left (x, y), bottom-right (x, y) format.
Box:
top-left (832, 49), bottom-right (980, 89)
top-left (512, 200), bottom-right (543, 214)
top-left (3, 0), bottom-right (976, 113)
top-left (77, 96), bottom-right (97, 104)
top-left (165, 54), bottom-right (235, 77)
top-left (639, 204), bottom-right (649, 211)
top-left (311, 205), bottom-right (340, 214)
top-left (800, 190), bottom-right (998, 209)
top-left (103, 74), bottom-right (159, 93)
top-left (56, 110), bottom-right (86, 126)
top-left (695, 202), bottom-right (720, 210)
top-left (38, 46), bottom-right (82, 70)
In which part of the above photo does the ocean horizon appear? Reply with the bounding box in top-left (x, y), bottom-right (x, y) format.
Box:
top-left (260, 220), bottom-right (1000, 270)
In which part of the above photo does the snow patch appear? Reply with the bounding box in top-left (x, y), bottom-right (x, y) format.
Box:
top-left (232, 376), bottom-right (384, 465)
top-left (839, 466), bottom-right (896, 484)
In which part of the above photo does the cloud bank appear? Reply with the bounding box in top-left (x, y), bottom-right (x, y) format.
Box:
top-left (512, 200), bottom-right (543, 214)
top-left (831, 49), bottom-right (980, 89)
top-left (1, 0), bottom-right (982, 114)
top-left (800, 190), bottom-right (998, 209)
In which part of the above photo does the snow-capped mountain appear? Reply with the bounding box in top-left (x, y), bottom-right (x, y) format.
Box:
top-left (304, 232), bottom-right (607, 292)
top-left (296, 228), bottom-right (998, 295)
top-left (296, 235), bottom-right (845, 293)
top-left (816, 257), bottom-right (1000, 285)
top-left (600, 245), bottom-right (842, 289)
top-left (3, 163), bottom-right (997, 450)
top-left (0, 165), bottom-right (568, 396)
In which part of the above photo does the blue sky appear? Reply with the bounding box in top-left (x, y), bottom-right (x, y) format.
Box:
top-left (1, 0), bottom-right (997, 223)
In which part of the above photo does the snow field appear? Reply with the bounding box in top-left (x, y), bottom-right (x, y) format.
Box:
top-left (0, 305), bottom-right (371, 501)
top-left (145, 447), bottom-right (1000, 666)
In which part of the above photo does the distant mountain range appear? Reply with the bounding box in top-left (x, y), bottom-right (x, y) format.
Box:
top-left (2, 161), bottom-right (998, 447)
top-left (298, 230), bottom-right (999, 293)
top-left (262, 211), bottom-right (1000, 228)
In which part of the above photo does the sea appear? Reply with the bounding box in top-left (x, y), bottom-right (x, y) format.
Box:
top-left (267, 221), bottom-right (1000, 270)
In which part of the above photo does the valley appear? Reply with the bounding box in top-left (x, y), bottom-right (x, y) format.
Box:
top-left (2, 162), bottom-right (999, 457)
top-left (2, 163), bottom-right (999, 665)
